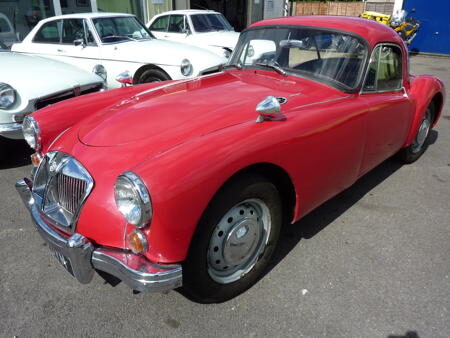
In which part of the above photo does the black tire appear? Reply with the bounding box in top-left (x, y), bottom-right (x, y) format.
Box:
top-left (182, 174), bottom-right (283, 303)
top-left (399, 105), bottom-right (434, 164)
top-left (136, 68), bottom-right (170, 84)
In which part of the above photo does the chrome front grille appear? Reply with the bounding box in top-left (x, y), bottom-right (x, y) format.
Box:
top-left (56, 173), bottom-right (88, 216)
top-left (32, 151), bottom-right (94, 232)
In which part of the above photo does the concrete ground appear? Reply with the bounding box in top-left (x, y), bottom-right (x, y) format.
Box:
top-left (0, 55), bottom-right (449, 337)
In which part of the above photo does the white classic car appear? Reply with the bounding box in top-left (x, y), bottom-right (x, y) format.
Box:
top-left (147, 10), bottom-right (239, 59)
top-left (11, 13), bottom-right (226, 88)
top-left (0, 52), bottom-right (103, 144)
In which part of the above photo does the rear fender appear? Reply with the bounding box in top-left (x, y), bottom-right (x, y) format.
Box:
top-left (404, 75), bottom-right (445, 147)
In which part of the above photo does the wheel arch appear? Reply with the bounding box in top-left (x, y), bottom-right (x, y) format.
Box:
top-left (211, 162), bottom-right (298, 226)
top-left (133, 64), bottom-right (172, 84)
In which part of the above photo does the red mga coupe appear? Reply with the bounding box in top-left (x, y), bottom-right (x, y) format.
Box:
top-left (17, 16), bottom-right (445, 303)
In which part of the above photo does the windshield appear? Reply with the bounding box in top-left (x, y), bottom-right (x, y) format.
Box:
top-left (93, 16), bottom-right (152, 43)
top-left (230, 27), bottom-right (368, 90)
top-left (191, 14), bottom-right (233, 33)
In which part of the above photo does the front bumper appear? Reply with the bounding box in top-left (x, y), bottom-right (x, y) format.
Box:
top-left (15, 178), bottom-right (182, 293)
top-left (0, 123), bottom-right (22, 139)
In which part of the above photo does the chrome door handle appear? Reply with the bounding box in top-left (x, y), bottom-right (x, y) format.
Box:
top-left (57, 49), bottom-right (65, 52)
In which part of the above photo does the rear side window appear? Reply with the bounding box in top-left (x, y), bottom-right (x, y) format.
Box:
top-left (33, 20), bottom-right (62, 43)
top-left (363, 44), bottom-right (403, 92)
top-left (150, 16), bottom-right (169, 32)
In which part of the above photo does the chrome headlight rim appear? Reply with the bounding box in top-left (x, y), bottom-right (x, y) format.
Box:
top-left (22, 115), bottom-right (41, 150)
top-left (92, 64), bottom-right (107, 82)
top-left (180, 58), bottom-right (193, 77)
top-left (0, 82), bottom-right (16, 109)
top-left (114, 171), bottom-right (152, 228)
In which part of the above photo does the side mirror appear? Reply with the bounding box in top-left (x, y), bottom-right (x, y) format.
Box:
top-left (255, 96), bottom-right (284, 123)
top-left (115, 71), bottom-right (133, 87)
top-left (73, 38), bottom-right (86, 47)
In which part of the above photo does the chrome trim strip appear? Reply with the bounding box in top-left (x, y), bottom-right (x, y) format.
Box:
top-left (0, 122), bottom-right (22, 136)
top-left (16, 178), bottom-right (183, 293)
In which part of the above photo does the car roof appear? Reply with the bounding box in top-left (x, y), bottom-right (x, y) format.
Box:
top-left (249, 16), bottom-right (404, 47)
top-left (39, 12), bottom-right (134, 23)
top-left (153, 9), bottom-right (219, 17)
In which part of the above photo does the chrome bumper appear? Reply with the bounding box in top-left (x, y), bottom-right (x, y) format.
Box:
top-left (0, 123), bottom-right (22, 139)
top-left (15, 178), bottom-right (182, 293)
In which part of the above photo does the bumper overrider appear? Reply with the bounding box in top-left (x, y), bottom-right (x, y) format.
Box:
top-left (15, 178), bottom-right (182, 293)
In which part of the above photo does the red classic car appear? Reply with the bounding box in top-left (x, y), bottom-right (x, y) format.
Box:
top-left (17, 16), bottom-right (445, 303)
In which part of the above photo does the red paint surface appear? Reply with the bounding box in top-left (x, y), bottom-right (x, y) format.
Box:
top-left (31, 17), bottom-right (445, 264)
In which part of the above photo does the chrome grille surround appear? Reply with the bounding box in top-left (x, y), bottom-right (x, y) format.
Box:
top-left (32, 151), bottom-right (94, 232)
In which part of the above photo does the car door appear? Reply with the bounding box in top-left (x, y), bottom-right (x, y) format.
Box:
top-left (27, 19), bottom-right (63, 58)
top-left (359, 44), bottom-right (411, 175)
top-left (148, 15), bottom-right (169, 39)
top-left (56, 18), bottom-right (102, 73)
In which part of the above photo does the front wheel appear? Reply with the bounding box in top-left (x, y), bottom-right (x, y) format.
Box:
top-left (182, 175), bottom-right (282, 303)
top-left (399, 106), bottom-right (433, 163)
top-left (136, 68), bottom-right (170, 84)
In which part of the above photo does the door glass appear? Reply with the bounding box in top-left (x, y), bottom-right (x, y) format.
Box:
top-left (61, 19), bottom-right (84, 44)
top-left (149, 16), bottom-right (169, 31)
top-left (168, 15), bottom-right (184, 33)
top-left (33, 20), bottom-right (62, 43)
top-left (364, 45), bottom-right (402, 92)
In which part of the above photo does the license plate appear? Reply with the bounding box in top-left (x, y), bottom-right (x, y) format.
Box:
top-left (51, 248), bottom-right (75, 277)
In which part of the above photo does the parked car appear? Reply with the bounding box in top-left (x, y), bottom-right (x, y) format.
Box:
top-left (11, 13), bottom-right (226, 88)
top-left (0, 13), bottom-right (18, 50)
top-left (147, 10), bottom-right (239, 59)
top-left (0, 52), bottom-right (103, 156)
top-left (16, 16), bottom-right (445, 303)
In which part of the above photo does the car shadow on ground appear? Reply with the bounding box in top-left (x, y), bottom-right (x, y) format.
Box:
top-left (266, 129), bottom-right (438, 277)
top-left (0, 138), bottom-right (32, 170)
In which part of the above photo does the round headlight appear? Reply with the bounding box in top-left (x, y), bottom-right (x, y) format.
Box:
top-left (92, 64), bottom-right (107, 82)
top-left (22, 116), bottom-right (41, 150)
top-left (180, 59), bottom-right (193, 77)
top-left (0, 82), bottom-right (16, 109)
top-left (114, 171), bottom-right (152, 228)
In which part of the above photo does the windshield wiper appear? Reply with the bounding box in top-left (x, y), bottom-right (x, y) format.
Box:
top-left (103, 35), bottom-right (137, 42)
top-left (255, 62), bottom-right (286, 76)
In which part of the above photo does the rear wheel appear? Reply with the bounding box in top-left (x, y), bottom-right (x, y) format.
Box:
top-left (182, 175), bottom-right (282, 303)
top-left (399, 106), bottom-right (433, 163)
top-left (136, 68), bottom-right (170, 84)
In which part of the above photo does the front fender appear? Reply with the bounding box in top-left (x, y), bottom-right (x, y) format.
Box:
top-left (404, 75), bottom-right (445, 147)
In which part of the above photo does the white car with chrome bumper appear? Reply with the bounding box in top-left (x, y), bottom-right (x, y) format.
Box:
top-left (11, 13), bottom-right (226, 88)
top-left (0, 52), bottom-right (103, 142)
top-left (148, 10), bottom-right (239, 59)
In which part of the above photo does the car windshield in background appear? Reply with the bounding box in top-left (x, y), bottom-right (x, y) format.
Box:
top-left (93, 16), bottom-right (152, 43)
top-left (191, 14), bottom-right (233, 33)
top-left (231, 27), bottom-right (368, 90)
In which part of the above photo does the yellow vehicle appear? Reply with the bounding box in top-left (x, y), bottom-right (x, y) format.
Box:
top-left (361, 10), bottom-right (420, 45)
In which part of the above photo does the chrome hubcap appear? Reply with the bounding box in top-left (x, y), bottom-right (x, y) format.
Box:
top-left (207, 199), bottom-right (271, 284)
top-left (412, 112), bottom-right (431, 154)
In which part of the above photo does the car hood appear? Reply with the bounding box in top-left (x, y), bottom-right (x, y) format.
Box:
top-left (100, 39), bottom-right (226, 66)
top-left (78, 70), bottom-right (346, 152)
top-left (190, 31), bottom-right (240, 49)
top-left (0, 52), bottom-right (103, 99)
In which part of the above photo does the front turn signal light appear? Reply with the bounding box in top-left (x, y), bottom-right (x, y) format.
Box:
top-left (31, 152), bottom-right (43, 167)
top-left (127, 230), bottom-right (148, 254)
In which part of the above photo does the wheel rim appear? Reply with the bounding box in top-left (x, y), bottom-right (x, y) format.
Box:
top-left (411, 110), bottom-right (431, 154)
top-left (207, 198), bottom-right (271, 284)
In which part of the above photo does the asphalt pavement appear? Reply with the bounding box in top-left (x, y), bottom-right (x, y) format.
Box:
top-left (1, 55), bottom-right (449, 337)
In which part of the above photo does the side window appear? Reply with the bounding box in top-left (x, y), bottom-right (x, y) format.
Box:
top-left (150, 16), bottom-right (169, 32)
top-left (168, 15), bottom-right (184, 33)
top-left (33, 20), bottom-right (62, 43)
top-left (61, 19), bottom-right (84, 44)
top-left (85, 21), bottom-right (96, 45)
top-left (364, 45), bottom-right (403, 92)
